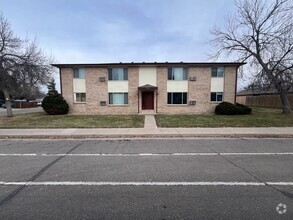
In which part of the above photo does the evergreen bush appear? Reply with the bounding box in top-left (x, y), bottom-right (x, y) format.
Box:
top-left (215, 102), bottom-right (252, 115)
top-left (42, 80), bottom-right (69, 115)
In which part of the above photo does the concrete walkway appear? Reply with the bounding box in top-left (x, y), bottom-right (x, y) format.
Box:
top-left (0, 127), bottom-right (293, 139)
top-left (144, 115), bottom-right (157, 129)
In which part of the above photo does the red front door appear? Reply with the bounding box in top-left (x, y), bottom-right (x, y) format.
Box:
top-left (142, 92), bottom-right (154, 110)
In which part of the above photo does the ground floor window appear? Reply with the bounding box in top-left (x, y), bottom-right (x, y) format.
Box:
top-left (74, 93), bottom-right (86, 102)
top-left (167, 92), bottom-right (187, 104)
top-left (109, 93), bottom-right (128, 105)
top-left (211, 92), bottom-right (223, 102)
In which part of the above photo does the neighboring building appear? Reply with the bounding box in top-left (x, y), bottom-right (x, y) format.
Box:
top-left (52, 62), bottom-right (244, 115)
top-left (237, 87), bottom-right (293, 109)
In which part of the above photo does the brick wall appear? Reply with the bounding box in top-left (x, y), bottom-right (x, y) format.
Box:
top-left (157, 67), bottom-right (226, 114)
top-left (60, 68), bottom-right (74, 113)
top-left (60, 66), bottom-right (237, 115)
top-left (60, 67), bottom-right (139, 115)
top-left (223, 66), bottom-right (237, 104)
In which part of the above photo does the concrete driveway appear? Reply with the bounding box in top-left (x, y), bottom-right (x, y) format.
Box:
top-left (0, 107), bottom-right (44, 116)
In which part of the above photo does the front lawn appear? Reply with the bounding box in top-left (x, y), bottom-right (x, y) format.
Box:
top-left (0, 113), bottom-right (144, 128)
top-left (155, 107), bottom-right (293, 127)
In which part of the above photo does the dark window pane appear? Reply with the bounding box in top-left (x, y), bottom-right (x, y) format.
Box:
top-left (81, 93), bottom-right (86, 102)
top-left (73, 69), bottom-right (79, 78)
top-left (109, 93), bottom-right (113, 104)
top-left (124, 93), bottom-right (128, 104)
top-left (217, 67), bottom-right (224, 77)
top-left (123, 68), bottom-right (128, 80)
top-left (108, 68), bottom-right (112, 80)
top-left (167, 93), bottom-right (172, 104)
top-left (211, 92), bottom-right (217, 101)
top-left (217, 93), bottom-right (223, 101)
top-left (211, 67), bottom-right (218, 77)
top-left (183, 93), bottom-right (187, 104)
top-left (183, 68), bottom-right (188, 80)
top-left (168, 68), bottom-right (172, 80)
top-left (75, 93), bottom-right (86, 102)
top-left (173, 93), bottom-right (182, 104)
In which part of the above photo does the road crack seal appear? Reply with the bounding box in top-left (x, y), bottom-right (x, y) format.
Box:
top-left (0, 141), bottom-right (84, 207)
top-left (198, 140), bottom-right (293, 199)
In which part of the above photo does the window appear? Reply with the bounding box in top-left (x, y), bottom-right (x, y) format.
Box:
top-left (167, 93), bottom-right (187, 104)
top-left (73, 68), bottom-right (85, 79)
top-left (109, 93), bottom-right (128, 105)
top-left (211, 67), bottom-right (224, 77)
top-left (74, 93), bottom-right (86, 102)
top-left (211, 92), bottom-right (223, 102)
top-left (168, 68), bottom-right (188, 80)
top-left (108, 68), bottom-right (128, 80)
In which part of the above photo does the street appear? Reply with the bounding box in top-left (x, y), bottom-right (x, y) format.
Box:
top-left (0, 107), bottom-right (44, 116)
top-left (0, 138), bottom-right (292, 219)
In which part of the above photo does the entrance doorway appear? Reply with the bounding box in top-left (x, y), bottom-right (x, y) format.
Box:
top-left (142, 92), bottom-right (154, 110)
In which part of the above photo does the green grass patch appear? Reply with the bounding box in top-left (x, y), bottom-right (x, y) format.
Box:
top-left (0, 113), bottom-right (144, 128)
top-left (155, 107), bottom-right (293, 127)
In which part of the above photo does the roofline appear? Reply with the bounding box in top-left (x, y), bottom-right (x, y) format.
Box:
top-left (51, 62), bottom-right (246, 68)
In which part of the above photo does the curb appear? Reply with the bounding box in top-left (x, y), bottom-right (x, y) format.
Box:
top-left (1, 134), bottom-right (293, 139)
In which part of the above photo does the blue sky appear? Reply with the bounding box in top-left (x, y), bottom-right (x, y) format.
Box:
top-left (1, 0), bottom-right (242, 89)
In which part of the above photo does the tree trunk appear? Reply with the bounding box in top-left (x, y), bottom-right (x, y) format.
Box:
top-left (280, 92), bottom-right (291, 114)
top-left (3, 89), bottom-right (13, 117)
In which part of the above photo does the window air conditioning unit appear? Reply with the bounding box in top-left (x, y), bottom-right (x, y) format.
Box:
top-left (189, 101), bottom-right (196, 105)
top-left (99, 77), bottom-right (106, 82)
top-left (100, 101), bottom-right (106, 106)
top-left (189, 76), bottom-right (196, 81)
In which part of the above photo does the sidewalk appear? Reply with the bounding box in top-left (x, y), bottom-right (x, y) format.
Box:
top-left (0, 127), bottom-right (293, 139)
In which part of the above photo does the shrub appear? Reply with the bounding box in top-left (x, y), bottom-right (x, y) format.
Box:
top-left (215, 101), bottom-right (252, 115)
top-left (236, 103), bottom-right (252, 114)
top-left (42, 80), bottom-right (69, 115)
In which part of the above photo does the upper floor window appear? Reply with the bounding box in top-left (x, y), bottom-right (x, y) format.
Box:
top-left (108, 68), bottom-right (128, 80)
top-left (168, 68), bottom-right (188, 80)
top-left (73, 68), bottom-right (85, 79)
top-left (211, 67), bottom-right (224, 77)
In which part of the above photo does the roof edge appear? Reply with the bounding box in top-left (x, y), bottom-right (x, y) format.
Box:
top-left (51, 62), bottom-right (246, 68)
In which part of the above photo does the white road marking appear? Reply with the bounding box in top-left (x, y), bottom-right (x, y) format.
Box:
top-left (0, 181), bottom-right (293, 186)
top-left (0, 152), bottom-right (293, 157)
top-left (221, 152), bottom-right (293, 155)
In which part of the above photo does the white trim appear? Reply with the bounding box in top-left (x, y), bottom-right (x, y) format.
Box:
top-left (167, 81), bottom-right (188, 92)
top-left (0, 152), bottom-right (292, 157)
top-left (108, 81), bottom-right (128, 93)
top-left (0, 181), bottom-right (293, 186)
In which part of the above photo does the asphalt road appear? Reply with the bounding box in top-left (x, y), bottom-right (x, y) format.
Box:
top-left (0, 138), bottom-right (292, 219)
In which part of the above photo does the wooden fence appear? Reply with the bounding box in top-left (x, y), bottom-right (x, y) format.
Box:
top-left (13, 102), bottom-right (38, 108)
top-left (236, 94), bottom-right (293, 109)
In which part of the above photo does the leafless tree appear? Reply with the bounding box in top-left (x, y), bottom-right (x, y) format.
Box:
top-left (210, 0), bottom-right (293, 113)
top-left (0, 13), bottom-right (53, 116)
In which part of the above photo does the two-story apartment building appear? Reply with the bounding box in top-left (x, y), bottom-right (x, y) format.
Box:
top-left (52, 62), bottom-right (244, 115)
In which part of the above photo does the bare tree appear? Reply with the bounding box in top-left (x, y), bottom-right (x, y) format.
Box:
top-left (0, 13), bottom-right (53, 116)
top-left (210, 0), bottom-right (293, 114)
